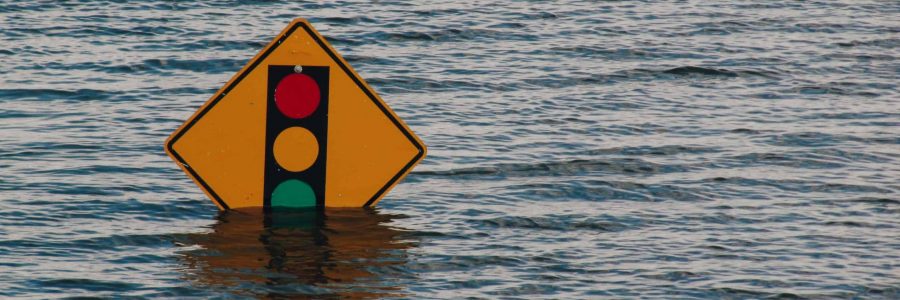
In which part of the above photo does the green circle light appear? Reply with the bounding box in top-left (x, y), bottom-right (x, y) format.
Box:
top-left (271, 179), bottom-right (317, 208)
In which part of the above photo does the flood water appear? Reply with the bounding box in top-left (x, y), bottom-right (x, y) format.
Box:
top-left (1, 1), bottom-right (899, 298)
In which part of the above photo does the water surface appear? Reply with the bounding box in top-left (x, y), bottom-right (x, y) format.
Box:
top-left (1, 1), bottom-right (898, 298)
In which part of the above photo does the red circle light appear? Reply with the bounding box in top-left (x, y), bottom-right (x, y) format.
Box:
top-left (274, 73), bottom-right (320, 119)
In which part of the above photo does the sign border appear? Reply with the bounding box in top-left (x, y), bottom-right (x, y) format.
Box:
top-left (165, 18), bottom-right (426, 210)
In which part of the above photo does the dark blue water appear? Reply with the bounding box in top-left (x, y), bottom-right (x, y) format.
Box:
top-left (2, 1), bottom-right (899, 298)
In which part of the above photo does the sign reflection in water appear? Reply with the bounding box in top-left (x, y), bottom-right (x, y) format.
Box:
top-left (178, 209), bottom-right (414, 298)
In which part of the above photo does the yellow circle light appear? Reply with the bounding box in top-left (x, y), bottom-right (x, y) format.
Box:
top-left (273, 126), bottom-right (319, 172)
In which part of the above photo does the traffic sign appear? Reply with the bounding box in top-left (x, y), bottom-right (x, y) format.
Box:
top-left (165, 18), bottom-right (426, 210)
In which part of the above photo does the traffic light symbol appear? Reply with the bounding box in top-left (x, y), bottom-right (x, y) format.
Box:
top-left (264, 65), bottom-right (330, 210)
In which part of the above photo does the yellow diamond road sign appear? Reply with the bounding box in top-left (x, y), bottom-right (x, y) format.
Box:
top-left (165, 18), bottom-right (426, 210)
